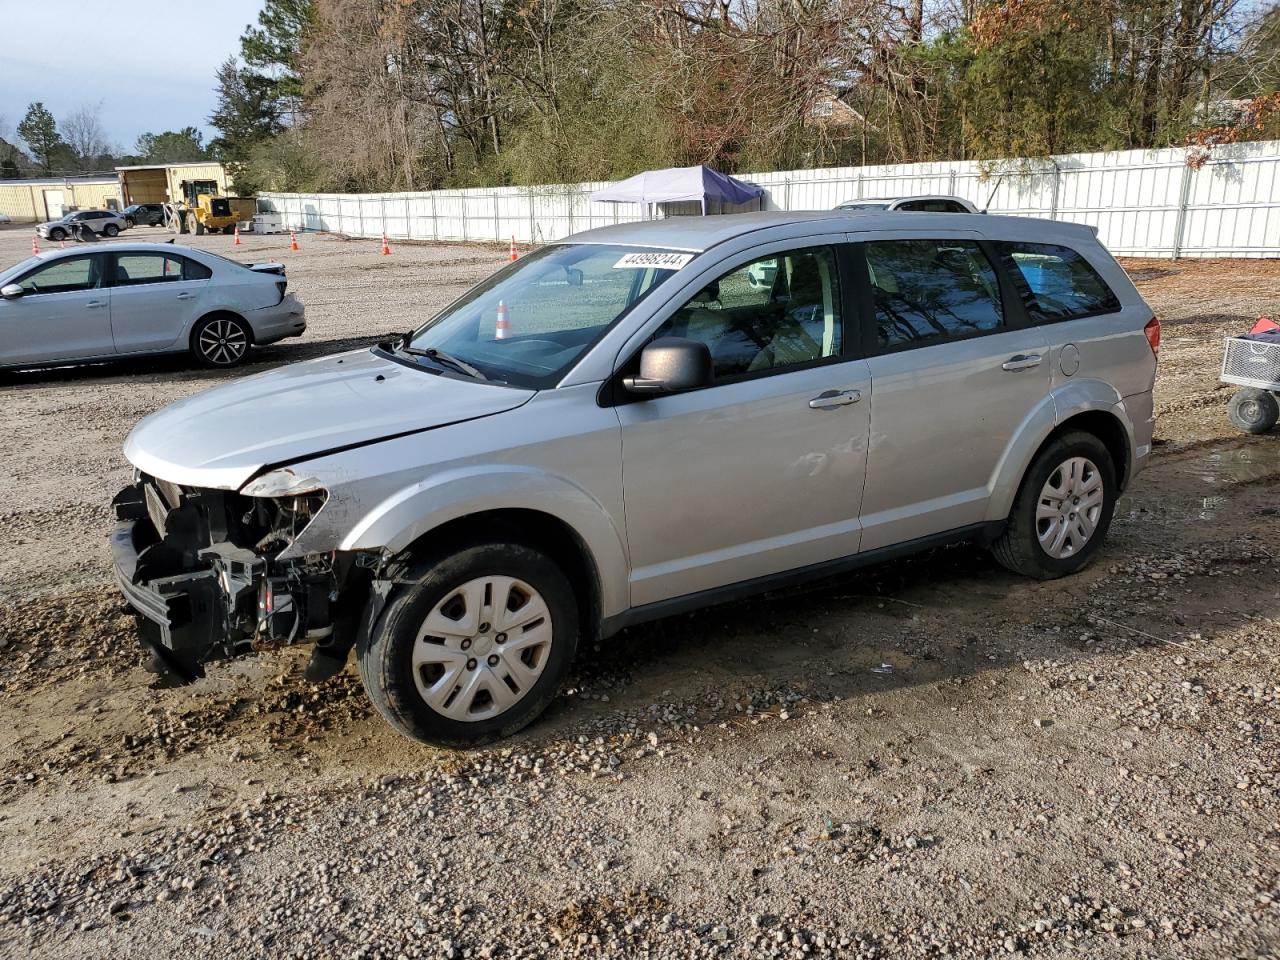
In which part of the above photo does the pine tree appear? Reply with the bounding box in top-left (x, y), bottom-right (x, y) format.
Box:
top-left (17, 102), bottom-right (63, 176)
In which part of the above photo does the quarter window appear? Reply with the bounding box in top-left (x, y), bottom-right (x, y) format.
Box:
top-left (654, 246), bottom-right (843, 379)
top-left (18, 256), bottom-right (101, 295)
top-left (864, 239), bottom-right (1003, 349)
top-left (996, 242), bottom-right (1120, 322)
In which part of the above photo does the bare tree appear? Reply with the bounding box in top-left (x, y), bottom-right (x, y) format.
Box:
top-left (62, 103), bottom-right (114, 171)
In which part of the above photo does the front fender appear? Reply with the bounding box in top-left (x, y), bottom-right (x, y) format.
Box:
top-left (338, 465), bottom-right (631, 620)
top-left (983, 378), bottom-right (1134, 523)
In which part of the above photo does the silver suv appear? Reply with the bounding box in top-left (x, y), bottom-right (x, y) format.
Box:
top-left (111, 212), bottom-right (1158, 746)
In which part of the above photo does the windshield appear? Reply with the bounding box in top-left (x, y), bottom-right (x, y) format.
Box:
top-left (837, 201), bottom-right (891, 210)
top-left (401, 243), bottom-right (688, 388)
top-left (2, 255), bottom-right (40, 281)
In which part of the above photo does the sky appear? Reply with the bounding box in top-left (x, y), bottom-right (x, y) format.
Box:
top-left (0, 0), bottom-right (266, 154)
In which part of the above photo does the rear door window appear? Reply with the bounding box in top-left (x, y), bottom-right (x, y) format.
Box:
top-left (114, 253), bottom-right (185, 285)
top-left (863, 239), bottom-right (1004, 351)
top-left (995, 242), bottom-right (1120, 322)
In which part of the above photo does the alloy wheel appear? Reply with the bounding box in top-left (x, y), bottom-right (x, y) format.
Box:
top-left (411, 576), bottom-right (554, 722)
top-left (197, 319), bottom-right (248, 366)
top-left (1036, 456), bottom-right (1104, 559)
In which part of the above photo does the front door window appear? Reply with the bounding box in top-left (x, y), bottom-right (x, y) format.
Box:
top-left (654, 246), bottom-right (843, 380)
top-left (18, 256), bottom-right (101, 295)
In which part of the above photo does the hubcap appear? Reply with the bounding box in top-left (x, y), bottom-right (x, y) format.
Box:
top-left (1036, 456), bottom-right (1104, 559)
top-left (411, 576), bottom-right (553, 722)
top-left (198, 319), bottom-right (247, 365)
top-left (1239, 399), bottom-right (1261, 423)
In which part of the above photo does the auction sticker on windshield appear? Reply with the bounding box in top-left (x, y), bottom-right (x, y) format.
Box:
top-left (613, 252), bottom-right (695, 270)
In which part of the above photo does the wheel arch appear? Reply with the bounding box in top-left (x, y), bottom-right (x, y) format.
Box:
top-left (189, 309), bottom-right (254, 348)
top-left (391, 508), bottom-right (604, 649)
top-left (1051, 410), bottom-right (1131, 490)
top-left (326, 465), bottom-right (630, 628)
top-left (986, 385), bottom-right (1136, 524)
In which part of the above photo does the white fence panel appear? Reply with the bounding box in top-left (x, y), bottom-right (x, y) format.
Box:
top-left (259, 139), bottom-right (1280, 258)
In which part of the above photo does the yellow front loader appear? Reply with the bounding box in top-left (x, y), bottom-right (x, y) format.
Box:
top-left (165, 180), bottom-right (256, 236)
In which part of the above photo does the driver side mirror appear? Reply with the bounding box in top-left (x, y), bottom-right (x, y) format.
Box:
top-left (1, 283), bottom-right (23, 300)
top-left (623, 337), bottom-right (713, 395)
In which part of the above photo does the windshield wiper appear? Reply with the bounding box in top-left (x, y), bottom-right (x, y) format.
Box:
top-left (401, 345), bottom-right (488, 381)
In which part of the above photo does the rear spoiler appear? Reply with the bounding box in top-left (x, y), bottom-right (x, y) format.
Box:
top-left (247, 262), bottom-right (285, 276)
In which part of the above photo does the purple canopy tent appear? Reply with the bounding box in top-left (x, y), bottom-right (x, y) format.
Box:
top-left (589, 165), bottom-right (764, 217)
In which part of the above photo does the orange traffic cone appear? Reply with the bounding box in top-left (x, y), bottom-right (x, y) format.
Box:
top-left (290, 230), bottom-right (299, 252)
top-left (381, 233), bottom-right (391, 256)
top-left (234, 224), bottom-right (242, 246)
top-left (508, 236), bottom-right (518, 262)
top-left (495, 300), bottom-right (511, 340)
top-left (31, 236), bottom-right (39, 255)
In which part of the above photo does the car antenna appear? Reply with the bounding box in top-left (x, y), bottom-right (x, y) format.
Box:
top-left (983, 174), bottom-right (1005, 213)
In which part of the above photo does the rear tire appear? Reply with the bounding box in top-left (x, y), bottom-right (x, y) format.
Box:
top-left (1227, 388), bottom-right (1279, 435)
top-left (358, 542), bottom-right (579, 747)
top-left (990, 430), bottom-right (1117, 580)
top-left (190, 314), bottom-right (251, 368)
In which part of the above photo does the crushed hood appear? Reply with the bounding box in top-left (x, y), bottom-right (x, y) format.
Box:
top-left (124, 349), bottom-right (535, 490)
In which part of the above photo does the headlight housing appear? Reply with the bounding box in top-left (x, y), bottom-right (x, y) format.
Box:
top-left (241, 468), bottom-right (326, 498)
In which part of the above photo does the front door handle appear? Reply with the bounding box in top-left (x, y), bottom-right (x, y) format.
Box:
top-left (86, 300), bottom-right (106, 310)
top-left (809, 389), bottom-right (862, 410)
top-left (1001, 354), bottom-right (1042, 372)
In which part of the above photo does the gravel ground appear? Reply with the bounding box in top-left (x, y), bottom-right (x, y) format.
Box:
top-left (1, 225), bottom-right (1278, 959)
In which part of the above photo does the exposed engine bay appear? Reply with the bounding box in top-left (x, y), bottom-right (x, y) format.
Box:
top-left (111, 474), bottom-right (370, 683)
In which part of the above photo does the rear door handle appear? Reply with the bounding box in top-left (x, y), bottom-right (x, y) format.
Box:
top-left (176, 292), bottom-right (194, 300)
top-left (1001, 354), bottom-right (1042, 371)
top-left (86, 300), bottom-right (106, 309)
top-left (809, 389), bottom-right (862, 410)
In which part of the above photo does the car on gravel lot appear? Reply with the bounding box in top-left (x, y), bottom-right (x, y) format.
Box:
top-left (0, 242), bottom-right (306, 369)
top-left (111, 211), bottom-right (1158, 747)
top-left (834, 195), bottom-right (979, 213)
top-left (36, 209), bottom-right (129, 241)
top-left (122, 203), bottom-right (167, 228)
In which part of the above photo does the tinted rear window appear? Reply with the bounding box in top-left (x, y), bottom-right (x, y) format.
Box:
top-left (996, 242), bottom-right (1120, 322)
top-left (865, 239), bottom-right (1004, 350)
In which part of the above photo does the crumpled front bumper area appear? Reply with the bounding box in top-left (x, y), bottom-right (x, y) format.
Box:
top-left (110, 479), bottom-right (335, 684)
top-left (111, 483), bottom-right (259, 682)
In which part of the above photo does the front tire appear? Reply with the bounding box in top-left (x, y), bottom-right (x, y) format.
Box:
top-left (990, 430), bottom-right (1116, 580)
top-left (124, 217), bottom-right (136, 228)
top-left (103, 223), bottom-right (119, 237)
top-left (190, 314), bottom-right (251, 367)
top-left (48, 227), bottom-right (65, 241)
top-left (358, 542), bottom-right (579, 747)
top-left (1227, 388), bottom-right (1279, 435)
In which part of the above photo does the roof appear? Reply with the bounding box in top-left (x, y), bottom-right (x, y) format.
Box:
top-left (115, 162), bottom-right (225, 172)
top-left (564, 210), bottom-right (1095, 252)
top-left (27, 240), bottom-right (197, 261)
top-left (0, 175), bottom-right (117, 186)
top-left (590, 166), bottom-right (764, 206)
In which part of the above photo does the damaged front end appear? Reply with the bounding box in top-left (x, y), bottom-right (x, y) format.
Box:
top-left (110, 472), bottom-right (370, 684)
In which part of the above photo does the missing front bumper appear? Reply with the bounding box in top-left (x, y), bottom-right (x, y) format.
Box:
top-left (110, 481), bottom-right (337, 684)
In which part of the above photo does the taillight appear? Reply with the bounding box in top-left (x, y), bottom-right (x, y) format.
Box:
top-left (275, 279), bottom-right (287, 304)
top-left (1144, 316), bottom-right (1161, 356)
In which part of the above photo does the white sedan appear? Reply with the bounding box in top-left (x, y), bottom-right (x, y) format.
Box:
top-left (0, 242), bottom-right (306, 369)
